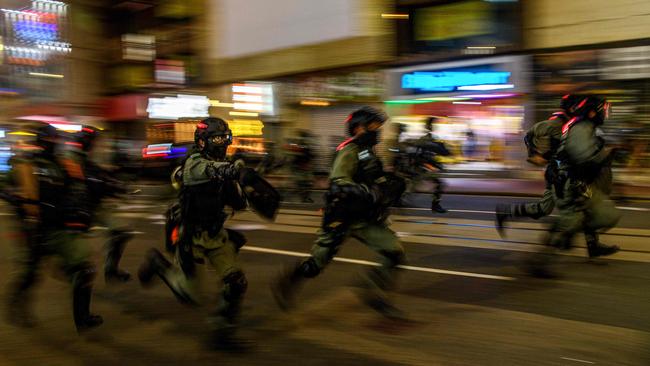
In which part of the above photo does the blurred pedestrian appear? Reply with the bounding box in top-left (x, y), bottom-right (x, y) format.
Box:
top-left (4, 123), bottom-right (103, 331)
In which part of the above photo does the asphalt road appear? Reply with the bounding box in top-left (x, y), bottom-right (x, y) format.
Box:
top-left (0, 193), bottom-right (649, 365)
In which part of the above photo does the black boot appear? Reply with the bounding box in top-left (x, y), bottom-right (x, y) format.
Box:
top-left (587, 241), bottom-right (620, 258)
top-left (138, 248), bottom-right (171, 287)
top-left (431, 199), bottom-right (447, 214)
top-left (72, 266), bottom-right (103, 332)
top-left (495, 204), bottom-right (512, 238)
top-left (272, 264), bottom-right (307, 312)
top-left (104, 231), bottom-right (133, 283)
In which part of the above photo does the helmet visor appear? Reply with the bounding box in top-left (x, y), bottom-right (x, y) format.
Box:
top-left (209, 133), bottom-right (232, 145)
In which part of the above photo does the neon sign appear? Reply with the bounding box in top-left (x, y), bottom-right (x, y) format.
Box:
top-left (401, 71), bottom-right (512, 92)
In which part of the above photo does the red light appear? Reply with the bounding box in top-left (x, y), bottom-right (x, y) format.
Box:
top-left (65, 141), bottom-right (83, 148)
top-left (197, 123), bottom-right (208, 129)
top-left (82, 127), bottom-right (95, 133)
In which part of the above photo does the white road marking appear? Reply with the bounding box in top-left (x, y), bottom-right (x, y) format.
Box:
top-left (116, 204), bottom-right (156, 210)
top-left (227, 224), bottom-right (268, 231)
top-left (560, 357), bottom-right (595, 364)
top-left (242, 245), bottom-right (515, 281)
top-left (617, 206), bottom-right (650, 212)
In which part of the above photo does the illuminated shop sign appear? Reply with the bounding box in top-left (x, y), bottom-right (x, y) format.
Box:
top-left (147, 95), bottom-right (210, 120)
top-left (401, 70), bottom-right (512, 92)
top-left (231, 83), bottom-right (275, 115)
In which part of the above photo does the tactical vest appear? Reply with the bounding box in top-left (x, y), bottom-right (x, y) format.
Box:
top-left (180, 179), bottom-right (227, 236)
top-left (353, 146), bottom-right (385, 187)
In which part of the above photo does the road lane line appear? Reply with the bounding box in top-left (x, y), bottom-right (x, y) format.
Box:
top-left (617, 206), bottom-right (650, 212)
top-left (560, 357), bottom-right (595, 364)
top-left (242, 245), bottom-right (515, 281)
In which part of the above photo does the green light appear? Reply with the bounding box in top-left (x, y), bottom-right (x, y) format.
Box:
top-left (384, 99), bottom-right (433, 104)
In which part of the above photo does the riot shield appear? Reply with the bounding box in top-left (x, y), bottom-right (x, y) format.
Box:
top-left (239, 167), bottom-right (282, 220)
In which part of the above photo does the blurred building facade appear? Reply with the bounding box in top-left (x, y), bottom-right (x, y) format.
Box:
top-left (1, 0), bottom-right (649, 177)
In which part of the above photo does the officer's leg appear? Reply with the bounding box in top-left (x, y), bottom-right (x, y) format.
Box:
top-left (526, 209), bottom-right (584, 278)
top-left (104, 228), bottom-right (133, 283)
top-left (204, 237), bottom-right (248, 347)
top-left (5, 232), bottom-right (42, 327)
top-left (56, 231), bottom-right (103, 332)
top-left (431, 175), bottom-right (447, 213)
top-left (352, 224), bottom-right (407, 318)
top-left (138, 246), bottom-right (198, 305)
top-left (496, 188), bottom-right (555, 237)
top-left (584, 188), bottom-right (621, 258)
top-left (273, 225), bottom-right (346, 311)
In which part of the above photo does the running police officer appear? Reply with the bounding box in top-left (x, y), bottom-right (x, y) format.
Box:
top-left (273, 106), bottom-right (407, 319)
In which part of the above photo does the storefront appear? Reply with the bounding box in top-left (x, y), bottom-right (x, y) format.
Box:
top-left (280, 70), bottom-right (385, 172)
top-left (385, 55), bottom-right (532, 170)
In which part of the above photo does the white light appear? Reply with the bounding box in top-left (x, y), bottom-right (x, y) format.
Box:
top-left (457, 84), bottom-right (514, 91)
top-left (453, 101), bottom-right (482, 105)
top-left (147, 95), bottom-right (210, 120)
top-left (466, 46), bottom-right (497, 49)
top-left (234, 102), bottom-right (264, 111)
top-left (0, 130), bottom-right (5, 138)
top-left (232, 85), bottom-right (263, 94)
top-left (233, 94), bottom-right (263, 103)
top-left (49, 123), bottom-right (82, 131)
top-left (29, 72), bottom-right (64, 79)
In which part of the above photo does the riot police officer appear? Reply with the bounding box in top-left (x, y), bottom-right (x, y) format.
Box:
top-left (528, 95), bottom-right (622, 277)
top-left (4, 123), bottom-right (102, 331)
top-left (273, 106), bottom-right (407, 319)
top-left (74, 126), bottom-right (132, 283)
top-left (416, 117), bottom-right (451, 213)
top-left (138, 117), bottom-right (250, 348)
top-left (496, 95), bottom-right (619, 259)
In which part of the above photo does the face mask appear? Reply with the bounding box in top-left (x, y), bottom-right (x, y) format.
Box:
top-left (356, 130), bottom-right (379, 147)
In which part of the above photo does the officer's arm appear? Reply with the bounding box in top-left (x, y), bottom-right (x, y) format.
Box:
top-left (565, 123), bottom-right (610, 165)
top-left (330, 145), bottom-right (358, 186)
top-left (188, 159), bottom-right (240, 182)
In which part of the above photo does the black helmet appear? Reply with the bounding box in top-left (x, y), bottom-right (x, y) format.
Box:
top-left (559, 94), bottom-right (580, 112)
top-left (425, 116), bottom-right (439, 132)
top-left (345, 106), bottom-right (388, 136)
top-left (76, 125), bottom-right (100, 152)
top-left (34, 123), bottom-right (59, 155)
top-left (567, 95), bottom-right (610, 125)
top-left (194, 117), bottom-right (232, 159)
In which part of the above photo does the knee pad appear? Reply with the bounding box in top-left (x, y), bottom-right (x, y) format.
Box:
top-left (298, 258), bottom-right (321, 278)
top-left (223, 271), bottom-right (248, 301)
top-left (71, 263), bottom-right (96, 288)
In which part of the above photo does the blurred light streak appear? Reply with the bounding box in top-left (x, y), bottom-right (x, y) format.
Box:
top-left (229, 111), bottom-right (259, 117)
top-left (8, 131), bottom-right (36, 136)
top-left (300, 100), bottom-right (331, 106)
top-left (28, 72), bottom-right (64, 78)
top-left (49, 123), bottom-right (82, 131)
top-left (453, 101), bottom-right (482, 105)
top-left (233, 94), bottom-right (263, 103)
top-left (209, 100), bottom-right (234, 108)
top-left (466, 46), bottom-right (497, 49)
top-left (458, 84), bottom-right (514, 91)
top-left (457, 93), bottom-right (517, 99)
top-left (381, 13), bottom-right (409, 19)
top-left (233, 102), bottom-right (264, 111)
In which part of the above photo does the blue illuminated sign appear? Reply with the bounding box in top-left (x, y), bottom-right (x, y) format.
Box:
top-left (14, 21), bottom-right (58, 41)
top-left (401, 71), bottom-right (511, 92)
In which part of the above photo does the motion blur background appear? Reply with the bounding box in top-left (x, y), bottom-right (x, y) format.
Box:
top-left (1, 0), bottom-right (649, 187)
